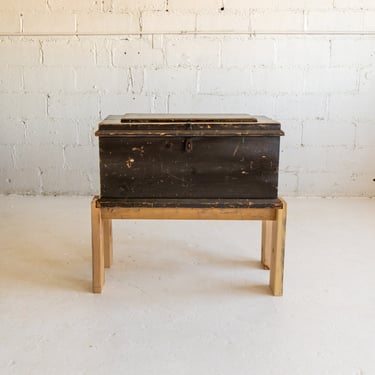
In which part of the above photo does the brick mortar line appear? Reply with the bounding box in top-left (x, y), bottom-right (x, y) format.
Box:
top-left (2, 31), bottom-right (375, 37)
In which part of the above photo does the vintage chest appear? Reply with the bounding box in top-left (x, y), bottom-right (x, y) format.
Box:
top-left (95, 114), bottom-right (284, 203)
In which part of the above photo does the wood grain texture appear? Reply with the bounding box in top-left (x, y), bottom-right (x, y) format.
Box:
top-left (91, 195), bottom-right (287, 296)
top-left (99, 136), bottom-right (280, 200)
top-left (270, 198), bottom-right (287, 296)
top-left (98, 198), bottom-right (283, 209)
top-left (103, 219), bottom-right (113, 269)
top-left (91, 197), bottom-right (104, 293)
top-left (261, 220), bottom-right (274, 270)
top-left (100, 206), bottom-right (276, 221)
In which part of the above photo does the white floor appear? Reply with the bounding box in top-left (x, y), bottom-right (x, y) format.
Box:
top-left (0, 196), bottom-right (374, 375)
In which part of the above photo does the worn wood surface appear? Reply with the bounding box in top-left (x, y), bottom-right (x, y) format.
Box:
top-left (97, 115), bottom-right (283, 136)
top-left (102, 219), bottom-right (113, 268)
top-left (99, 136), bottom-right (280, 199)
top-left (91, 197), bottom-right (104, 293)
top-left (90, 196), bottom-right (287, 296)
top-left (270, 198), bottom-right (287, 296)
top-left (100, 206), bottom-right (276, 221)
top-left (93, 114), bottom-right (285, 295)
top-left (119, 113), bottom-right (259, 122)
top-left (97, 114), bottom-right (283, 201)
top-left (261, 220), bottom-right (274, 270)
top-left (96, 129), bottom-right (284, 137)
top-left (97, 198), bottom-right (282, 209)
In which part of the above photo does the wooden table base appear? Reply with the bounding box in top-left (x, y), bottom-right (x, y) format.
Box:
top-left (91, 197), bottom-right (287, 296)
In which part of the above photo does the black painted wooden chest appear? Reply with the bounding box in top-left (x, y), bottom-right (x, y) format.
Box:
top-left (96, 114), bottom-right (284, 203)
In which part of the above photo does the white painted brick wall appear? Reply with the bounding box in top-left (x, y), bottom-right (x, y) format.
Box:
top-left (25, 118), bottom-right (78, 145)
top-left (276, 94), bottom-right (328, 120)
top-left (363, 11), bottom-right (375, 31)
top-left (0, 119), bottom-right (27, 145)
top-left (304, 67), bottom-right (358, 93)
top-left (144, 68), bottom-right (197, 93)
top-left (251, 67), bottom-right (304, 93)
top-left (251, 10), bottom-right (304, 32)
top-left (198, 68), bottom-right (252, 94)
top-left (42, 39), bottom-right (95, 66)
top-left (14, 144), bottom-right (63, 169)
top-left (100, 94), bottom-right (152, 116)
top-left (0, 40), bottom-right (40, 66)
top-left (279, 0), bottom-right (334, 10)
top-left (221, 37), bottom-right (275, 67)
top-left (141, 12), bottom-right (196, 32)
top-left (77, 13), bottom-right (140, 33)
top-left (48, 93), bottom-right (99, 119)
top-left (128, 68), bottom-right (144, 94)
top-left (302, 120), bottom-right (356, 147)
top-left (75, 119), bottom-right (97, 145)
top-left (356, 123), bottom-right (375, 147)
top-left (0, 13), bottom-right (21, 33)
top-left (169, 94), bottom-right (276, 115)
top-left (111, 0), bottom-right (165, 12)
top-left (168, 0), bottom-right (221, 11)
top-left (334, 0), bottom-right (375, 10)
top-left (329, 94), bottom-right (375, 121)
top-left (112, 37), bottom-right (164, 67)
top-left (228, 0), bottom-right (334, 11)
top-left (23, 67), bottom-right (76, 92)
top-left (1, 167), bottom-right (41, 195)
top-left (75, 67), bottom-right (128, 93)
top-left (0, 145), bottom-right (14, 169)
top-left (279, 120), bottom-right (303, 149)
top-left (64, 145), bottom-right (98, 171)
top-left (276, 38), bottom-right (331, 67)
top-left (0, 1), bottom-right (375, 196)
top-left (166, 37), bottom-right (220, 67)
top-left (40, 168), bottom-right (95, 194)
top-left (94, 38), bottom-right (112, 66)
top-left (331, 38), bottom-right (375, 66)
top-left (22, 13), bottom-right (76, 33)
top-left (0, 68), bottom-right (23, 92)
top-left (0, 93), bottom-right (46, 119)
top-left (152, 95), bottom-right (169, 112)
top-left (306, 10), bottom-right (365, 31)
top-left (1, 0), bottom-right (46, 12)
top-left (197, 14), bottom-right (250, 32)
top-left (47, 0), bottom-right (103, 12)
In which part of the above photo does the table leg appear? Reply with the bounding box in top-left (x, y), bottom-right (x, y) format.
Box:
top-left (91, 197), bottom-right (104, 293)
top-left (270, 199), bottom-right (287, 296)
top-left (261, 220), bottom-right (274, 270)
top-left (103, 219), bottom-right (113, 268)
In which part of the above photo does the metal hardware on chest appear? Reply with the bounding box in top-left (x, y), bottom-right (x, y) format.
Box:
top-left (184, 138), bottom-right (193, 153)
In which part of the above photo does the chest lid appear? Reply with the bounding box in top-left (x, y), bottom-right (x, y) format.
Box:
top-left (96, 114), bottom-right (283, 137)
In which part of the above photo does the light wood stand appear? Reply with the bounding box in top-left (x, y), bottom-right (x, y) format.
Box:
top-left (91, 197), bottom-right (287, 296)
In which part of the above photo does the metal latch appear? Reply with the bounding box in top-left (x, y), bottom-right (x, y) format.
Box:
top-left (184, 138), bottom-right (193, 153)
